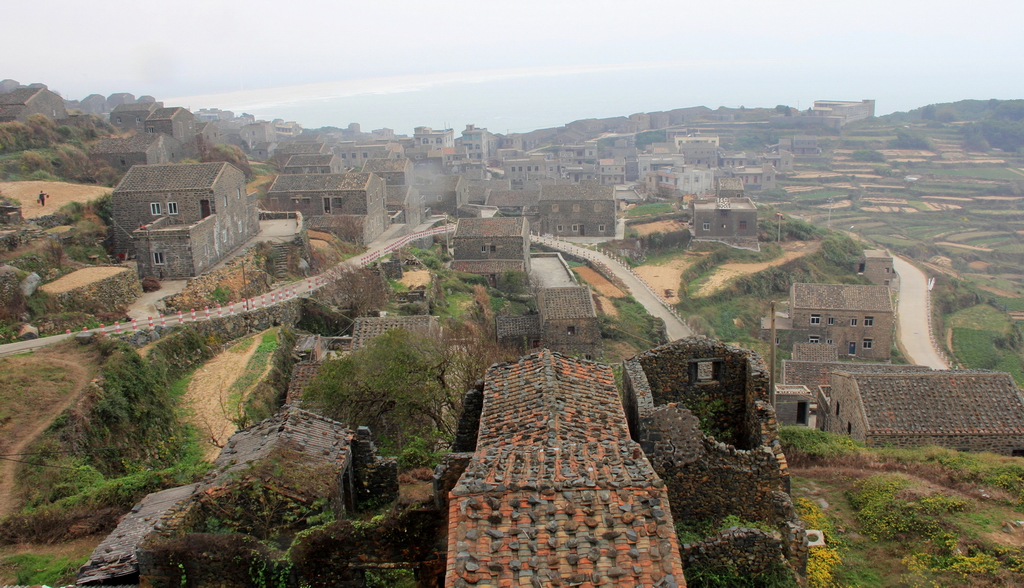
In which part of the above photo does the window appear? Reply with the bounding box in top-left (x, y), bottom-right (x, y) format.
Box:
top-left (598, 225), bottom-right (606, 232)
top-left (739, 220), bottom-right (747, 230)
top-left (850, 318), bottom-right (858, 326)
top-left (827, 317), bottom-right (835, 326)
top-left (826, 339), bottom-right (833, 344)
top-left (115, 116), bottom-right (122, 124)
top-left (864, 316), bottom-right (874, 326)
top-left (594, 203), bottom-right (601, 212)
top-left (836, 401), bottom-right (840, 416)
top-left (237, 188), bottom-right (242, 200)
top-left (153, 252), bottom-right (165, 265)
top-left (490, 245), bottom-right (496, 252)
top-left (557, 225), bottom-right (563, 232)
top-left (702, 222), bottom-right (710, 231)
top-left (567, 325), bottom-right (576, 336)
top-left (481, 245), bottom-right (488, 253)
top-left (809, 336), bottom-right (821, 344)
top-left (862, 338), bottom-right (873, 350)
top-left (150, 202), bottom-right (161, 215)
top-left (551, 204), bottom-right (559, 212)
top-left (572, 225), bottom-right (579, 232)
top-left (810, 314), bottom-right (821, 325)
top-left (436, 195), bottom-right (442, 202)
top-left (573, 204), bottom-right (580, 212)
top-left (167, 202), bottom-right (178, 215)
top-left (847, 422), bottom-right (852, 434)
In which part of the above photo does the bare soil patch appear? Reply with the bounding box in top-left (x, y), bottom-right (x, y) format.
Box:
top-left (39, 266), bottom-right (131, 295)
top-left (308, 230), bottom-right (336, 241)
top-left (399, 269), bottom-right (433, 289)
top-left (573, 266), bottom-right (625, 298)
top-left (593, 295), bottom-right (619, 318)
top-left (968, 261), bottom-right (991, 270)
top-left (630, 220), bottom-right (685, 236)
top-left (183, 334), bottom-right (270, 460)
top-left (633, 257), bottom-right (694, 304)
top-left (694, 240), bottom-right (822, 298)
top-left (0, 343), bottom-right (100, 516)
top-left (310, 238), bottom-right (331, 250)
top-left (0, 181), bottom-right (110, 218)
top-left (936, 241), bottom-right (993, 252)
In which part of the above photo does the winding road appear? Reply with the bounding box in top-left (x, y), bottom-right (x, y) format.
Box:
top-left (892, 255), bottom-right (949, 369)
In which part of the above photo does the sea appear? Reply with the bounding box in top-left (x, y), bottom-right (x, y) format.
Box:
top-left (164, 61), bottom-right (1022, 135)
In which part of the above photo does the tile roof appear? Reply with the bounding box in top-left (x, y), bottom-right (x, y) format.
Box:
top-left (0, 87), bottom-right (44, 105)
top-left (781, 360), bottom-right (930, 387)
top-left (496, 315), bottom-right (542, 339)
top-left (791, 283), bottom-right (893, 312)
top-left (283, 154), bottom-right (337, 167)
top-left (487, 190), bottom-right (540, 208)
top-left (838, 370), bottom-right (1024, 435)
top-left (147, 106), bottom-right (189, 120)
top-left (77, 484), bottom-right (198, 584)
top-left (213, 407), bottom-right (354, 476)
top-left (362, 158), bottom-right (411, 173)
top-left (351, 315), bottom-right (439, 349)
top-left (114, 162), bottom-right (231, 192)
top-left (286, 361), bottom-right (323, 405)
top-left (267, 173), bottom-right (376, 193)
top-left (275, 142), bottom-right (329, 155)
top-left (453, 260), bottom-right (527, 275)
top-left (420, 175), bottom-right (463, 193)
top-left (538, 287), bottom-right (597, 321)
top-left (91, 134), bottom-right (162, 154)
top-left (454, 217), bottom-right (526, 238)
top-left (444, 350), bottom-right (685, 588)
top-left (539, 184), bottom-right (614, 201)
top-left (792, 343), bottom-right (838, 362)
top-left (110, 102), bottom-right (159, 114)
top-left (386, 184), bottom-right (414, 205)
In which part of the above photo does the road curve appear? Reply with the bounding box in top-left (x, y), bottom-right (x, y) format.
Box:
top-left (531, 236), bottom-right (692, 341)
top-left (892, 255), bottom-right (949, 369)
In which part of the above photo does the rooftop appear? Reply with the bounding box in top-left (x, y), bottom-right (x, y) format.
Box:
top-left (454, 217), bottom-right (526, 238)
top-left (114, 162), bottom-right (235, 192)
top-left (792, 342), bottom-right (838, 362)
top-left (452, 259), bottom-right (526, 274)
top-left (538, 286), bottom-right (597, 321)
top-left (791, 282), bottom-right (893, 312)
top-left (691, 197), bottom-right (757, 211)
top-left (147, 106), bottom-right (189, 120)
top-left (91, 134), bottom-right (162, 154)
top-left (487, 189), bottom-right (539, 208)
top-left (351, 315), bottom-right (439, 349)
top-left (863, 249), bottom-right (891, 259)
top-left (782, 360), bottom-right (930, 387)
top-left (362, 158), bottom-right (411, 173)
top-left (539, 184), bottom-right (614, 201)
top-left (283, 154), bottom-right (337, 167)
top-left (267, 173), bottom-right (377, 193)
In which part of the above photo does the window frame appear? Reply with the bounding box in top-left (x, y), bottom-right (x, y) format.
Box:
top-left (150, 202), bottom-right (161, 215)
top-left (862, 338), bottom-right (874, 350)
top-left (153, 251), bottom-right (165, 265)
top-left (864, 316), bottom-right (874, 327)
top-left (167, 202), bottom-right (178, 215)
top-left (810, 314), bottom-right (821, 325)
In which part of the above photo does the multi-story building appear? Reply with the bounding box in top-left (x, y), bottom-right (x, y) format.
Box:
top-left (857, 249), bottom-right (898, 289)
top-left (809, 100), bottom-right (875, 127)
top-left (111, 162), bottom-right (258, 278)
top-left (144, 107), bottom-right (197, 149)
top-left (273, 119), bottom-right (302, 139)
top-left (652, 165), bottom-right (715, 195)
top-left (787, 283), bottom-right (895, 360)
top-left (452, 217), bottom-right (531, 284)
top-left (241, 121), bottom-right (277, 149)
top-left (731, 163), bottom-right (777, 190)
top-left (690, 196), bottom-right (758, 245)
top-left (598, 158), bottom-right (626, 185)
top-left (495, 286), bottom-right (602, 359)
top-left (362, 158), bottom-right (414, 187)
top-left (413, 126), bottom-right (454, 149)
top-left (460, 124), bottom-right (497, 161)
top-left (537, 183), bottom-right (616, 238)
top-left (265, 173), bottom-right (387, 244)
top-left (109, 102), bottom-right (159, 132)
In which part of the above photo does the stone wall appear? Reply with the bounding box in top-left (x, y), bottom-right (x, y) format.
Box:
top-left (541, 316), bottom-right (602, 359)
top-left (351, 426), bottom-right (399, 510)
top-left (44, 266), bottom-right (142, 313)
top-left (162, 248), bottom-right (273, 311)
top-left (451, 383), bottom-right (484, 453)
top-left (0, 266), bottom-right (20, 308)
top-left (114, 298), bottom-right (303, 348)
top-left (682, 527), bottom-right (786, 577)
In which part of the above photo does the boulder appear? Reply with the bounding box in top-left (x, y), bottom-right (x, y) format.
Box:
top-left (17, 323), bottom-right (39, 340)
top-left (20, 272), bottom-right (41, 296)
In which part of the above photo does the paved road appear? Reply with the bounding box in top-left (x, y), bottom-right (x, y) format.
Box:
top-left (892, 255), bottom-right (949, 369)
top-left (531, 236), bottom-right (692, 341)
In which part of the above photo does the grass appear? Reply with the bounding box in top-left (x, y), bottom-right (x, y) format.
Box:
top-left (626, 202), bottom-right (673, 217)
top-left (946, 304), bottom-right (1012, 333)
top-left (2, 553), bottom-right (87, 585)
top-left (790, 189), bottom-right (849, 201)
top-left (225, 329), bottom-right (279, 415)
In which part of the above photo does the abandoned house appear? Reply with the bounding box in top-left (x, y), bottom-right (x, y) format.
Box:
top-left (90, 134), bottom-right (182, 172)
top-left (362, 157), bottom-right (414, 187)
top-left (452, 216), bottom-right (531, 284)
top-left (537, 183), bottom-right (616, 238)
top-left (817, 370), bottom-right (1024, 456)
top-left (857, 249), bottom-right (898, 289)
top-left (111, 162), bottom-right (259, 278)
top-left (496, 286), bottom-right (601, 359)
top-left (265, 173), bottom-right (387, 244)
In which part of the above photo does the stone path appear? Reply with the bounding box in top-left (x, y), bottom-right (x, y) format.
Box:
top-left (531, 235), bottom-right (692, 341)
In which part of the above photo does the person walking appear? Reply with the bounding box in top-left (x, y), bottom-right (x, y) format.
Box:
top-left (38, 191), bottom-right (48, 207)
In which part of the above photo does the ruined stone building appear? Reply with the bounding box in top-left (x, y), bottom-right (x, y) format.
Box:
top-left (496, 286), bottom-right (602, 359)
top-left (0, 87), bottom-right (67, 122)
top-left (452, 217), bottom-right (531, 284)
top-left (817, 370), bottom-right (1024, 455)
top-left (265, 173), bottom-right (387, 244)
top-left (443, 350), bottom-right (687, 588)
top-left (537, 183), bottom-right (616, 238)
top-left (386, 184), bottom-right (423, 226)
top-left (109, 102), bottom-right (160, 132)
top-left (111, 162), bottom-right (259, 278)
top-left (90, 134), bottom-right (182, 172)
top-left (773, 282), bottom-right (895, 361)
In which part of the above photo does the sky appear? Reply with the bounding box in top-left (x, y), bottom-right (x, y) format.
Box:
top-left (3, 0), bottom-right (1023, 132)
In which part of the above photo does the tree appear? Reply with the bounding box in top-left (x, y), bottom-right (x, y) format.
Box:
top-left (318, 266), bottom-right (390, 318)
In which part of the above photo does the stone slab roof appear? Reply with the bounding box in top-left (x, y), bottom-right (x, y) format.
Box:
top-left (487, 189), bottom-right (539, 208)
top-left (453, 260), bottom-right (526, 275)
top-left (77, 484), bottom-right (198, 584)
top-left (496, 315), bottom-right (542, 339)
top-left (362, 157), bottom-right (411, 173)
top-left (267, 173), bottom-right (375, 193)
top-left (212, 407), bottom-right (353, 476)
top-left (781, 360), bottom-right (930, 387)
top-left (538, 286), bottom-right (597, 321)
top-left (351, 315), bottom-right (439, 349)
top-left (838, 370), bottom-right (1024, 436)
top-left (863, 249), bottom-right (890, 259)
top-left (91, 134), bottom-right (162, 154)
top-left (454, 217), bottom-right (525, 238)
top-left (444, 350), bottom-right (685, 588)
top-left (274, 142), bottom-right (328, 155)
top-left (283, 154), bottom-right (337, 167)
top-left (0, 87), bottom-right (43, 105)
top-left (147, 107), bottom-right (188, 120)
top-left (791, 283), bottom-right (893, 312)
top-left (420, 175), bottom-right (462, 194)
top-left (540, 184), bottom-right (614, 201)
top-left (110, 102), bottom-right (158, 114)
top-left (792, 342), bottom-right (838, 362)
top-left (286, 361), bottom-right (323, 406)
top-left (386, 184), bottom-right (413, 204)
top-left (114, 162), bottom-right (231, 192)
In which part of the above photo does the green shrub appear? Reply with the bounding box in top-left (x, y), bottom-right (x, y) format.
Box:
top-left (779, 426), bottom-right (862, 459)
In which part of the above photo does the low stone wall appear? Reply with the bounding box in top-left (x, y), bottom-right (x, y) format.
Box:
top-left (351, 427), bottom-right (399, 510)
top-left (115, 299), bottom-right (303, 348)
top-left (0, 267), bottom-right (20, 308)
top-left (451, 383), bottom-right (484, 453)
top-left (682, 527), bottom-right (786, 576)
top-left (162, 249), bottom-right (273, 312)
top-left (41, 266), bottom-right (142, 313)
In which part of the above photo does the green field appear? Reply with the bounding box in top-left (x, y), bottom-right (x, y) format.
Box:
top-left (626, 202), bottom-right (673, 217)
top-left (919, 167), bottom-right (1024, 181)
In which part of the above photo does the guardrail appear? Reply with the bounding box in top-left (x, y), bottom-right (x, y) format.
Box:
top-left (356, 223), bottom-right (455, 266)
top-left (529, 232), bottom-right (687, 328)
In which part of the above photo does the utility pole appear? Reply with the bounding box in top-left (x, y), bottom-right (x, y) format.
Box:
top-left (769, 300), bottom-right (777, 407)
top-left (776, 212), bottom-right (783, 242)
top-left (827, 197), bottom-right (834, 229)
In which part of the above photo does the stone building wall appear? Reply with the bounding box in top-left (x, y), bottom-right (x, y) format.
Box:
top-left (451, 383), bottom-right (484, 453)
top-left (541, 316), bottom-right (602, 359)
top-left (538, 199), bottom-right (616, 237)
top-left (351, 426), bottom-right (399, 509)
top-left (789, 306), bottom-right (894, 361)
top-left (43, 266), bottom-right (142, 312)
top-left (682, 527), bottom-right (787, 577)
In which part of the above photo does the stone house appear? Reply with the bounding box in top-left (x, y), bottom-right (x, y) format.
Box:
top-left (537, 183), bottom-right (616, 238)
top-left (486, 189), bottom-right (539, 216)
top-left (111, 162), bottom-right (259, 278)
top-left (782, 359), bottom-right (931, 388)
top-left (0, 87), bottom-right (67, 122)
top-left (90, 134), bottom-right (182, 172)
top-left (265, 173), bottom-right (387, 244)
top-left (337, 142), bottom-right (398, 168)
top-left (385, 184), bottom-right (423, 226)
top-left (109, 102), bottom-right (159, 132)
top-left (442, 349), bottom-right (686, 588)
top-left (857, 249), bottom-right (898, 289)
top-left (144, 107), bottom-right (197, 149)
top-left (536, 286), bottom-right (601, 358)
top-left (412, 126), bottom-right (454, 149)
top-left (731, 163), bottom-right (777, 190)
top-left (786, 282), bottom-right (895, 360)
top-left (418, 175), bottom-right (466, 216)
top-left (241, 120), bottom-right (277, 148)
top-left (282, 154), bottom-right (344, 174)
top-left (250, 141), bottom-right (277, 161)
top-left (273, 141), bottom-right (329, 164)
top-left (452, 217), bottom-right (530, 283)
top-left (690, 196), bottom-right (758, 246)
top-left (351, 315), bottom-right (441, 349)
top-left (598, 158), bottom-right (626, 185)
top-left (817, 370), bottom-right (1024, 456)
top-left (362, 157), bottom-right (413, 186)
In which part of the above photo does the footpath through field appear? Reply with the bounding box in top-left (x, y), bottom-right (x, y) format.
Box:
top-left (530, 235), bottom-right (692, 341)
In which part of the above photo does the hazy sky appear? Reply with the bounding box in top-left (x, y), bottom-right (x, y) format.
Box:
top-left (3, 0), bottom-right (1023, 122)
